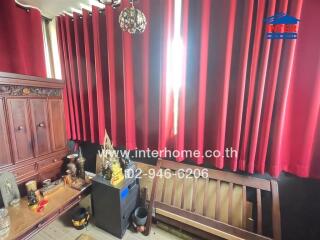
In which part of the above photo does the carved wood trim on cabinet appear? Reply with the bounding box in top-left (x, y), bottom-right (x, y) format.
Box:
top-left (0, 72), bottom-right (65, 89)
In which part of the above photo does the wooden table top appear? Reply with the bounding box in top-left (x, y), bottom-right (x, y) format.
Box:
top-left (5, 186), bottom-right (80, 240)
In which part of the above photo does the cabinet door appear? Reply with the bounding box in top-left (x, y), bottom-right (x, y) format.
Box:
top-left (6, 98), bottom-right (34, 163)
top-left (48, 99), bottom-right (67, 151)
top-left (30, 99), bottom-right (51, 156)
top-left (0, 98), bottom-right (12, 167)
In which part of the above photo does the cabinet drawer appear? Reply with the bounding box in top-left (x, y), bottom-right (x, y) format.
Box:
top-left (38, 166), bottom-right (62, 182)
top-left (37, 157), bottom-right (63, 181)
top-left (37, 211), bottom-right (60, 229)
top-left (12, 163), bottom-right (37, 182)
top-left (19, 211), bottom-right (59, 240)
top-left (37, 157), bottom-right (62, 170)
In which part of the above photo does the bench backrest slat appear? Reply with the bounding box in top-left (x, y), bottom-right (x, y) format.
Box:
top-left (146, 159), bottom-right (281, 240)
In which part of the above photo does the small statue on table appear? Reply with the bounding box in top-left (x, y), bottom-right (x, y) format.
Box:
top-left (101, 130), bottom-right (124, 185)
top-left (65, 148), bottom-right (91, 191)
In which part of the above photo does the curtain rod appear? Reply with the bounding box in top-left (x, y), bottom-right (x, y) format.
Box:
top-left (15, 0), bottom-right (39, 12)
top-left (15, 0), bottom-right (52, 21)
top-left (15, 2), bottom-right (30, 11)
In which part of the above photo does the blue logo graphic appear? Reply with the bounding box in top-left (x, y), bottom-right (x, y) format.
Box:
top-left (264, 13), bottom-right (300, 39)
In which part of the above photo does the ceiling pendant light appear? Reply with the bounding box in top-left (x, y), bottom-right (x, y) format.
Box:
top-left (119, 0), bottom-right (147, 34)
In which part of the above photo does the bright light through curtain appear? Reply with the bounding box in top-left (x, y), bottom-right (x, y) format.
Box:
top-left (177, 0), bottom-right (320, 179)
top-left (56, 0), bottom-right (175, 150)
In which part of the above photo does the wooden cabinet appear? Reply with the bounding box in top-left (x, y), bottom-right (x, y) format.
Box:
top-left (7, 98), bottom-right (34, 163)
top-left (0, 72), bottom-right (68, 184)
top-left (30, 98), bottom-right (51, 156)
top-left (0, 98), bottom-right (12, 167)
top-left (48, 99), bottom-right (67, 151)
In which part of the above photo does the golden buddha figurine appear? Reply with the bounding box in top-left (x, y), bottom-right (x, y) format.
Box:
top-left (110, 161), bottom-right (124, 186)
top-left (102, 130), bottom-right (124, 185)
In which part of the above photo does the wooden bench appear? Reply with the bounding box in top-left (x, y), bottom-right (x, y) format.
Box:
top-left (145, 159), bottom-right (281, 240)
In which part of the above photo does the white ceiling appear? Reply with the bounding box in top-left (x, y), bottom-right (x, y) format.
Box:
top-left (16, 0), bottom-right (96, 18)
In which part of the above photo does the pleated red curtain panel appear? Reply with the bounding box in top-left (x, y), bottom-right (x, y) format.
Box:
top-left (177, 0), bottom-right (320, 178)
top-left (57, 0), bottom-right (174, 150)
top-left (0, 0), bottom-right (46, 77)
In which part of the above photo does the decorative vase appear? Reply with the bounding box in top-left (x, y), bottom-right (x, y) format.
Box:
top-left (67, 154), bottom-right (78, 177)
top-left (77, 148), bottom-right (86, 179)
top-left (133, 207), bottom-right (148, 226)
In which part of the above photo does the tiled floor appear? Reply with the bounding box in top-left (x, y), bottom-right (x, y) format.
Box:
top-left (31, 212), bottom-right (183, 240)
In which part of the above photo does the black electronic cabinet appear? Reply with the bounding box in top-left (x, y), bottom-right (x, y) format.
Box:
top-left (92, 175), bottom-right (139, 238)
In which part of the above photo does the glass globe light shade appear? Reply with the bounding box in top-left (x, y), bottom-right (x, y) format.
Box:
top-left (119, 6), bottom-right (147, 34)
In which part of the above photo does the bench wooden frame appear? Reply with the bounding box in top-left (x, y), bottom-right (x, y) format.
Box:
top-left (145, 159), bottom-right (281, 240)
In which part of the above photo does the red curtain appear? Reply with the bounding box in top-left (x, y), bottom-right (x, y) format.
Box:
top-left (178, 0), bottom-right (320, 178)
top-left (0, 1), bottom-right (46, 77)
top-left (278, 0), bottom-right (320, 178)
top-left (57, 0), bottom-right (174, 148)
top-left (58, 0), bottom-right (320, 179)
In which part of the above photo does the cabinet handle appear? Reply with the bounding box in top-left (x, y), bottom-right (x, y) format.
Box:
top-left (38, 122), bottom-right (45, 128)
top-left (17, 126), bottom-right (24, 131)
